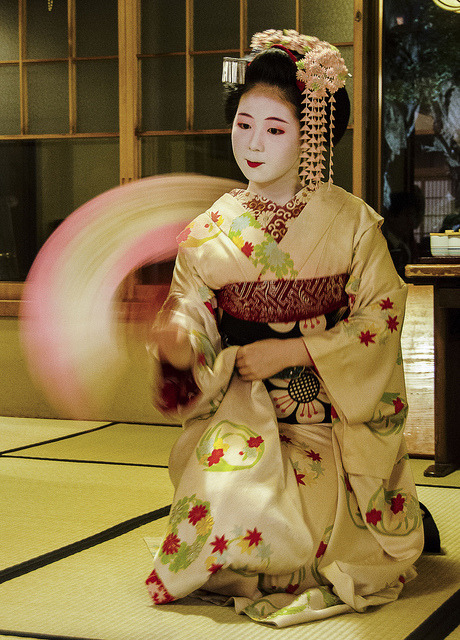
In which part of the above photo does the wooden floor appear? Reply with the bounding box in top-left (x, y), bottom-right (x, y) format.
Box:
top-left (402, 284), bottom-right (435, 457)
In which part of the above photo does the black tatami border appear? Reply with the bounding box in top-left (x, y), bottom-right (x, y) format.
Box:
top-left (405, 588), bottom-right (460, 640)
top-left (0, 631), bottom-right (105, 640)
top-left (0, 421), bottom-right (181, 457)
top-left (0, 504), bottom-right (171, 585)
top-left (0, 421), bottom-right (118, 456)
top-left (2, 454), bottom-right (168, 469)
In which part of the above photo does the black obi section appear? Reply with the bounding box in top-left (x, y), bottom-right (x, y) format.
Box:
top-left (219, 310), bottom-right (302, 347)
top-left (218, 307), bottom-right (349, 348)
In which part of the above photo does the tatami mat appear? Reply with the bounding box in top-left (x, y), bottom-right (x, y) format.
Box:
top-left (4, 422), bottom-right (180, 467)
top-left (0, 419), bottom-right (458, 639)
top-left (0, 486), bottom-right (458, 640)
top-left (0, 457), bottom-right (173, 570)
top-left (411, 458), bottom-right (460, 488)
top-left (4, 421), bottom-right (459, 488)
top-left (0, 416), bottom-right (111, 453)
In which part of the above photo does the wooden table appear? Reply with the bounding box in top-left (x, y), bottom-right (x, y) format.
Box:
top-left (405, 260), bottom-right (460, 477)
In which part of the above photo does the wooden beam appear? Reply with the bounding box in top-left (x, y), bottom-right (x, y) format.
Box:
top-left (18, 0), bottom-right (27, 135)
top-left (352, 0), bottom-right (364, 199)
top-left (239, 0), bottom-right (247, 57)
top-left (118, 0), bottom-right (140, 184)
top-left (68, 0), bottom-right (77, 134)
top-left (185, 0), bottom-right (194, 130)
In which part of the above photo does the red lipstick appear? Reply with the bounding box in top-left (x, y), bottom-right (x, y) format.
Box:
top-left (247, 160), bottom-right (263, 168)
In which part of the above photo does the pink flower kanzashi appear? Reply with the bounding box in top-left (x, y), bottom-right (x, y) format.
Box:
top-left (250, 29), bottom-right (348, 94)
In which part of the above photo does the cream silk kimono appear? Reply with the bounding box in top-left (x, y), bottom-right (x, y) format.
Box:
top-left (145, 183), bottom-right (424, 627)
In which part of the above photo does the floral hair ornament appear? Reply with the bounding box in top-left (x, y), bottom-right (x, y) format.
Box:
top-left (223, 29), bottom-right (349, 192)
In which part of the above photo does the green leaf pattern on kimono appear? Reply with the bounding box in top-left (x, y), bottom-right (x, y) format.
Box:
top-left (364, 485), bottom-right (422, 536)
top-left (365, 392), bottom-right (408, 436)
top-left (228, 213), bottom-right (298, 278)
top-left (243, 586), bottom-right (343, 622)
top-left (342, 474), bottom-right (367, 530)
top-left (310, 524), bottom-right (334, 584)
top-left (158, 495), bottom-right (214, 573)
top-left (196, 420), bottom-right (265, 471)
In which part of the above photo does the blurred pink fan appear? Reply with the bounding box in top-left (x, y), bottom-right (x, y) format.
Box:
top-left (21, 173), bottom-right (244, 418)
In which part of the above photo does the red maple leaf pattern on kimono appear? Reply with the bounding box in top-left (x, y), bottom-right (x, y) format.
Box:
top-left (359, 330), bottom-right (377, 346)
top-left (386, 315), bottom-right (399, 332)
top-left (211, 535), bottom-right (229, 554)
top-left (242, 241), bottom-right (254, 257)
top-left (380, 297), bottom-right (394, 310)
top-left (243, 528), bottom-right (263, 547)
top-left (295, 470), bottom-right (306, 486)
top-left (208, 562), bottom-right (224, 574)
top-left (306, 449), bottom-right (321, 462)
top-left (285, 583), bottom-right (300, 594)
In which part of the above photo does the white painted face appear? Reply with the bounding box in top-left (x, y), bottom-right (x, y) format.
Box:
top-left (231, 85), bottom-right (301, 192)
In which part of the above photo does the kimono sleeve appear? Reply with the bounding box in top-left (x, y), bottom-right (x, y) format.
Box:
top-left (147, 241), bottom-right (222, 419)
top-left (304, 219), bottom-right (408, 479)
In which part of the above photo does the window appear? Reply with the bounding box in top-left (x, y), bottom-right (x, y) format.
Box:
top-left (0, 0), bottom-right (362, 318)
top-left (381, 0), bottom-right (460, 276)
top-left (0, 0), bottom-right (119, 284)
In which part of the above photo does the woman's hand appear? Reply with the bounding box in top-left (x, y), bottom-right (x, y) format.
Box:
top-left (150, 297), bottom-right (193, 370)
top-left (152, 325), bottom-right (193, 370)
top-left (236, 338), bottom-right (313, 381)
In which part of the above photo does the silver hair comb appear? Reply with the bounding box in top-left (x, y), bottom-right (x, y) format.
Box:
top-left (222, 57), bottom-right (248, 84)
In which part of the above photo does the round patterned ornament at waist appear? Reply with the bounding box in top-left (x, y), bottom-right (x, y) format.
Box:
top-left (288, 372), bottom-right (320, 403)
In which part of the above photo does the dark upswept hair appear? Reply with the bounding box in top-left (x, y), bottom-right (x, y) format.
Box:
top-left (224, 48), bottom-right (302, 123)
top-left (223, 47), bottom-right (350, 146)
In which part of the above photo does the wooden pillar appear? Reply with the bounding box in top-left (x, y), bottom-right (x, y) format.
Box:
top-left (118, 0), bottom-right (140, 184)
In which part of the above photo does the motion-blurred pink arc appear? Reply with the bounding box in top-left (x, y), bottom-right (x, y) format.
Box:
top-left (20, 174), bottom-right (244, 418)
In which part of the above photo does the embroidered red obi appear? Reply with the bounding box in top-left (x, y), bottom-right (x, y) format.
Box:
top-left (217, 274), bottom-right (349, 323)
